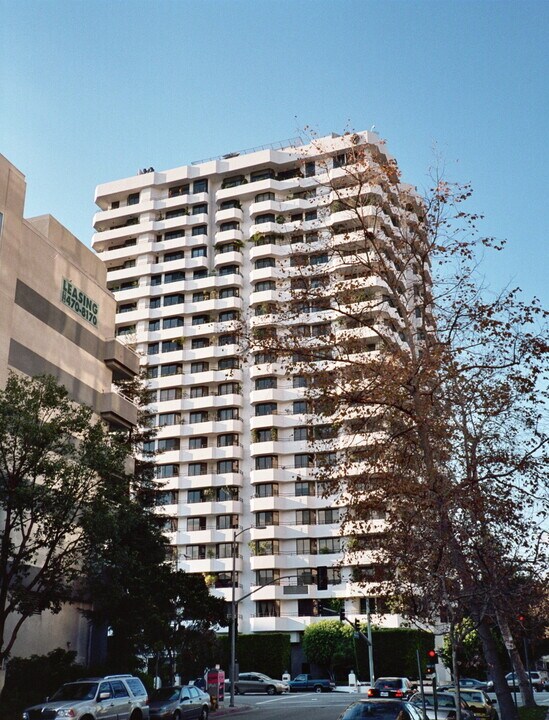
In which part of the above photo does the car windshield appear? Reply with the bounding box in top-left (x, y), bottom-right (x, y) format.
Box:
top-left (375, 680), bottom-right (401, 690)
top-left (342, 701), bottom-right (408, 720)
top-left (437, 696), bottom-right (457, 708)
top-left (460, 692), bottom-right (484, 703)
top-left (51, 683), bottom-right (99, 701)
top-left (151, 688), bottom-right (180, 701)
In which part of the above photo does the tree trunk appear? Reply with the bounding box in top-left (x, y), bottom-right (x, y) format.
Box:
top-left (476, 617), bottom-right (518, 720)
top-left (496, 611), bottom-right (536, 708)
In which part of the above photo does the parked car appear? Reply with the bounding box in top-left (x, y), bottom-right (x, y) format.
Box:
top-left (287, 673), bottom-right (335, 693)
top-left (225, 672), bottom-right (288, 695)
top-left (410, 691), bottom-right (476, 720)
top-left (337, 698), bottom-right (425, 720)
top-left (454, 679), bottom-right (489, 691)
top-left (504, 671), bottom-right (548, 692)
top-left (450, 689), bottom-right (498, 720)
top-left (368, 678), bottom-right (416, 699)
top-left (150, 685), bottom-right (210, 720)
top-left (22, 674), bottom-right (149, 720)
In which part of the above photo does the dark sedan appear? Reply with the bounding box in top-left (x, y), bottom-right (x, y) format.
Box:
top-left (338, 698), bottom-right (425, 720)
top-left (150, 685), bottom-right (210, 720)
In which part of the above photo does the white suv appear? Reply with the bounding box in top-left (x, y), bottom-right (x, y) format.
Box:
top-left (505, 671), bottom-right (548, 692)
top-left (22, 674), bottom-right (149, 720)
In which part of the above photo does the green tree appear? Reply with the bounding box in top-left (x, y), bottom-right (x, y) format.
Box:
top-left (0, 373), bottom-right (126, 669)
top-left (302, 620), bottom-right (354, 677)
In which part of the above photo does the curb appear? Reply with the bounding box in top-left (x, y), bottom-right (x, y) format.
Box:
top-left (212, 706), bottom-right (253, 717)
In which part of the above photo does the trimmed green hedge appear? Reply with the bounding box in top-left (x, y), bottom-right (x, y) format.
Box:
top-left (354, 627), bottom-right (434, 680)
top-left (217, 633), bottom-right (291, 678)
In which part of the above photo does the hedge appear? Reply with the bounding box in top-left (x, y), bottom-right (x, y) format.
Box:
top-left (217, 633), bottom-right (291, 678)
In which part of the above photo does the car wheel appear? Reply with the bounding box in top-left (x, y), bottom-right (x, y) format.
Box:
top-left (266, 686), bottom-right (276, 696)
top-left (173, 712), bottom-right (181, 720)
top-left (199, 706), bottom-right (209, 720)
top-left (129, 712), bottom-right (143, 720)
top-left (314, 685), bottom-right (323, 694)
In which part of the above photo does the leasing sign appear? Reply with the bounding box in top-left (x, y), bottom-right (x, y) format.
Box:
top-left (61, 278), bottom-right (99, 325)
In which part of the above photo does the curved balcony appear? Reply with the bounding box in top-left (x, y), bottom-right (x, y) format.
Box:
top-left (215, 207), bottom-right (243, 224)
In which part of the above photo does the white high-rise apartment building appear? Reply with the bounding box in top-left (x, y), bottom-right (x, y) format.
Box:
top-left (92, 132), bottom-right (417, 640)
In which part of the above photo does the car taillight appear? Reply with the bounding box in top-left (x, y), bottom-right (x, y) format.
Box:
top-left (395, 690), bottom-right (403, 697)
top-left (145, 696), bottom-right (149, 705)
top-left (368, 689), bottom-right (375, 697)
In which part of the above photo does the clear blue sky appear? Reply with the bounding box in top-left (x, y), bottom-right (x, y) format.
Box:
top-left (1, 0), bottom-right (547, 303)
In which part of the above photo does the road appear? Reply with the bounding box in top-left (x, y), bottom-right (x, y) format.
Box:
top-left (219, 689), bottom-right (549, 720)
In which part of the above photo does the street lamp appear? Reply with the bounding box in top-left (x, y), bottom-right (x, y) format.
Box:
top-left (229, 525), bottom-right (255, 707)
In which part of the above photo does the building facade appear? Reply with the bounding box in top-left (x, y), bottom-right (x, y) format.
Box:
top-left (92, 133), bottom-right (419, 643)
top-left (0, 153), bottom-right (139, 664)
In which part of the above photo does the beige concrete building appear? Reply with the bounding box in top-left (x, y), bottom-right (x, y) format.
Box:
top-left (0, 153), bottom-right (139, 665)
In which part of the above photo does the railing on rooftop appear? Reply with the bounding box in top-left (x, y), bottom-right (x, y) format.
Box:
top-left (191, 137), bottom-right (304, 166)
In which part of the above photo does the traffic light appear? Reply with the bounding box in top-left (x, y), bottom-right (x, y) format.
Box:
top-left (339, 608), bottom-right (346, 622)
top-left (354, 618), bottom-right (361, 631)
top-left (317, 566), bottom-right (328, 591)
top-left (426, 649), bottom-right (438, 674)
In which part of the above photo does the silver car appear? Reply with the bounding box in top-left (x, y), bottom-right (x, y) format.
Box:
top-left (410, 692), bottom-right (475, 720)
top-left (229, 672), bottom-right (288, 695)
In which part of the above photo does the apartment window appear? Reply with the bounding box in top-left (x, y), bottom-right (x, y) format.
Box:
top-left (219, 310), bottom-right (238, 322)
top-left (255, 192), bottom-right (275, 203)
top-left (254, 281), bottom-right (275, 292)
top-left (221, 175), bottom-right (246, 189)
top-left (217, 434), bottom-right (238, 447)
top-left (189, 411), bottom-right (209, 424)
top-left (162, 517), bottom-right (178, 533)
top-left (220, 221), bottom-right (239, 231)
top-left (293, 427), bottom-right (308, 441)
top-left (217, 514), bottom-right (239, 529)
top-left (117, 302), bottom-right (137, 314)
top-left (163, 317), bottom-right (184, 329)
top-left (165, 271), bottom-right (185, 284)
top-left (217, 543), bottom-right (232, 559)
top-left (127, 192), bottom-right (140, 205)
top-left (333, 153), bottom-right (346, 168)
top-left (254, 258), bottom-right (276, 270)
top-left (193, 269), bottom-right (208, 279)
top-left (160, 364), bottom-right (183, 376)
top-left (189, 436), bottom-right (208, 449)
top-left (187, 489), bottom-right (203, 504)
top-left (305, 161), bottom-right (316, 177)
top-left (192, 225), bottom-right (207, 236)
top-left (311, 254), bottom-right (328, 267)
top-left (217, 486), bottom-right (239, 501)
top-left (219, 264), bottom-right (238, 276)
top-left (255, 483), bottom-right (279, 498)
top-left (251, 168), bottom-right (275, 182)
top-left (293, 400), bottom-right (308, 414)
top-left (255, 377), bottom-right (277, 390)
top-left (255, 456), bottom-right (278, 470)
top-left (149, 320), bottom-right (160, 331)
top-left (192, 203), bottom-right (208, 215)
top-left (218, 382), bottom-right (240, 395)
top-left (296, 539), bottom-right (315, 555)
top-left (296, 510), bottom-right (316, 525)
top-left (254, 428), bottom-right (275, 443)
top-left (165, 209), bottom-right (187, 219)
top-left (192, 338), bottom-right (210, 349)
top-left (217, 459), bottom-right (239, 474)
top-left (157, 438), bottom-right (180, 452)
top-left (190, 362), bottom-right (209, 373)
top-left (318, 537), bottom-right (340, 554)
top-left (305, 210), bottom-right (318, 222)
top-left (156, 464), bottom-right (179, 478)
top-left (164, 251), bottom-right (184, 263)
top-left (159, 387), bottom-right (182, 401)
top-left (154, 490), bottom-right (178, 506)
top-left (186, 545), bottom-right (206, 560)
top-left (147, 366), bottom-right (158, 379)
top-left (219, 357), bottom-right (239, 370)
top-left (117, 326), bottom-right (136, 337)
top-left (162, 340), bottom-right (180, 353)
top-left (192, 314), bottom-right (210, 326)
top-left (187, 517), bottom-right (206, 531)
top-left (169, 184), bottom-right (189, 197)
top-left (190, 386), bottom-right (209, 398)
top-left (111, 200), bottom-right (120, 209)
top-left (219, 287), bottom-right (239, 299)
top-left (255, 214), bottom-right (275, 225)
top-left (193, 179), bottom-right (208, 194)
top-left (290, 213), bottom-right (303, 222)
top-left (150, 274), bottom-right (162, 287)
top-left (217, 407), bottom-right (239, 421)
top-left (150, 297), bottom-right (161, 309)
top-left (327, 567), bottom-right (342, 585)
top-left (147, 343), bottom-right (160, 355)
top-left (255, 402), bottom-right (277, 416)
top-left (143, 440), bottom-right (155, 454)
top-left (165, 230), bottom-right (184, 241)
top-left (164, 294), bottom-right (185, 306)
top-left (218, 334), bottom-right (237, 346)
top-left (157, 412), bottom-right (181, 426)
top-left (220, 199), bottom-right (241, 210)
top-left (295, 480), bottom-right (315, 496)
top-left (256, 569), bottom-right (279, 585)
top-left (188, 462), bottom-right (207, 476)
top-left (318, 508), bottom-right (340, 524)
top-left (191, 246), bottom-right (207, 258)
top-left (253, 540), bottom-right (279, 557)
top-left (193, 291), bottom-right (209, 302)
top-left (256, 511), bottom-right (279, 527)
top-left (217, 242), bottom-right (239, 254)
top-left (295, 453), bottom-right (313, 468)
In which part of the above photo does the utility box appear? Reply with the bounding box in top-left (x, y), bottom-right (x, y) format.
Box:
top-left (207, 669), bottom-right (225, 706)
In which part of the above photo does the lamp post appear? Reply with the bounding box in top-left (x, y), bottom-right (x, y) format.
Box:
top-left (229, 525), bottom-right (254, 707)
